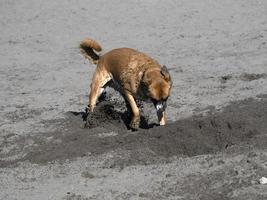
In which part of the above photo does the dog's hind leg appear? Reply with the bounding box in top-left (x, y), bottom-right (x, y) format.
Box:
top-left (88, 68), bottom-right (111, 112)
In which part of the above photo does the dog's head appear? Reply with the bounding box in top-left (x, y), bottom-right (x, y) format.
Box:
top-left (143, 65), bottom-right (172, 113)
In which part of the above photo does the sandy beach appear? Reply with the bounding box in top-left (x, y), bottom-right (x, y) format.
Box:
top-left (0, 0), bottom-right (267, 199)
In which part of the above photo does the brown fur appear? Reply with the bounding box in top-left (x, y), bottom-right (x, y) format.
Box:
top-left (80, 39), bottom-right (102, 64)
top-left (80, 38), bottom-right (172, 129)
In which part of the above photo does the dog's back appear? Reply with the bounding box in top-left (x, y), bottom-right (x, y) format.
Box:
top-left (100, 48), bottom-right (160, 85)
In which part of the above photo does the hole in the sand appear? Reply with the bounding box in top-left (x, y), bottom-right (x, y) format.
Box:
top-left (70, 100), bottom-right (158, 131)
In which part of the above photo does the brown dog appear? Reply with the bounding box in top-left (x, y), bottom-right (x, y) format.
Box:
top-left (80, 38), bottom-right (172, 129)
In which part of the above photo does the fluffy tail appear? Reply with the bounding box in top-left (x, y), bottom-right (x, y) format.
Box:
top-left (80, 38), bottom-right (102, 65)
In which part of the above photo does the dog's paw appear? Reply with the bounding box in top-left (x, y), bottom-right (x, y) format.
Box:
top-left (82, 106), bottom-right (90, 121)
top-left (84, 112), bottom-right (97, 128)
top-left (129, 118), bottom-right (140, 130)
top-left (83, 106), bottom-right (97, 128)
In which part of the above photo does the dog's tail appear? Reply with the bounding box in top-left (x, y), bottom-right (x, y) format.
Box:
top-left (80, 38), bottom-right (102, 65)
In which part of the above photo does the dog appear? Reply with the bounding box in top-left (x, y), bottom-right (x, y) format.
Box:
top-left (80, 38), bottom-right (172, 130)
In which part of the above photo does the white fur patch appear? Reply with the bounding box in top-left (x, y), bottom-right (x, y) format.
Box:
top-left (99, 88), bottom-right (104, 95)
top-left (156, 103), bottom-right (163, 111)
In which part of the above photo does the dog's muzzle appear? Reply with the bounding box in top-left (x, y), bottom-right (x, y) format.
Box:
top-left (152, 100), bottom-right (167, 113)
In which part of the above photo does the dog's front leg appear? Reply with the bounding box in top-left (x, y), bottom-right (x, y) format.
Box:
top-left (157, 111), bottom-right (166, 126)
top-left (125, 92), bottom-right (140, 130)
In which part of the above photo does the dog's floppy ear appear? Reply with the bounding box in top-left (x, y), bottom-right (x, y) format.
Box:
top-left (161, 65), bottom-right (171, 81)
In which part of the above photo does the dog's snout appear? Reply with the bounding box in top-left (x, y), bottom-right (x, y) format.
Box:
top-left (155, 100), bottom-right (167, 112)
top-left (156, 103), bottom-right (163, 111)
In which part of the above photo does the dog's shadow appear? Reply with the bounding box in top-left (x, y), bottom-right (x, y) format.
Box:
top-left (70, 101), bottom-right (158, 131)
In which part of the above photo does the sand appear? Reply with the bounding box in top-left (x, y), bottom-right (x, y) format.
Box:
top-left (0, 0), bottom-right (267, 199)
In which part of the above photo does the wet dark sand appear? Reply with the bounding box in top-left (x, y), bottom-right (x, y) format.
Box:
top-left (2, 95), bottom-right (266, 169)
